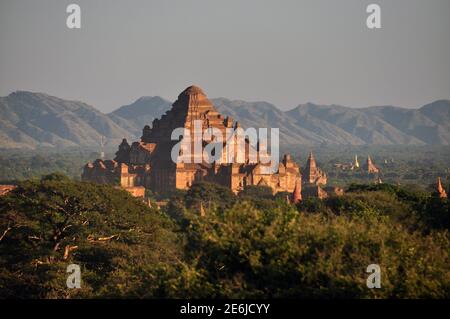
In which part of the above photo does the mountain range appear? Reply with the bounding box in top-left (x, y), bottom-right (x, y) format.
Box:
top-left (1, 90), bottom-right (449, 149)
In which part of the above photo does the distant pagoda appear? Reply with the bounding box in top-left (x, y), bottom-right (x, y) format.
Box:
top-left (302, 151), bottom-right (327, 185)
top-left (366, 155), bottom-right (380, 174)
top-left (436, 177), bottom-right (448, 199)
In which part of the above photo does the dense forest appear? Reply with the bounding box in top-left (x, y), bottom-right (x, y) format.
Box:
top-left (1, 174), bottom-right (449, 298)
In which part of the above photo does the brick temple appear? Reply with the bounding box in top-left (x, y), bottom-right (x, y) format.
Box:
top-left (82, 85), bottom-right (308, 197)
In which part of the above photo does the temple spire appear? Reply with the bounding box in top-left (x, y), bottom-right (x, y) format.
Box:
top-left (303, 151), bottom-right (327, 185)
top-left (308, 151), bottom-right (315, 163)
top-left (291, 177), bottom-right (302, 204)
top-left (366, 155), bottom-right (380, 174)
top-left (354, 154), bottom-right (360, 168)
top-left (437, 177), bottom-right (448, 199)
top-left (304, 151), bottom-right (317, 181)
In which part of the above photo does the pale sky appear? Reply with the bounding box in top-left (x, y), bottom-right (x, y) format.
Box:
top-left (0, 0), bottom-right (449, 111)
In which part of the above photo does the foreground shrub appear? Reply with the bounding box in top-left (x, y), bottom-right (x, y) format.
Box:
top-left (183, 201), bottom-right (450, 298)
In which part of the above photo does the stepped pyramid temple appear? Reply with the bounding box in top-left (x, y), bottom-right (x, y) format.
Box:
top-left (82, 86), bottom-right (302, 196)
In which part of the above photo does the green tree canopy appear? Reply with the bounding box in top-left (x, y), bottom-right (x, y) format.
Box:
top-left (0, 177), bottom-right (181, 298)
top-left (238, 185), bottom-right (274, 200)
top-left (184, 182), bottom-right (236, 212)
top-left (182, 201), bottom-right (450, 298)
